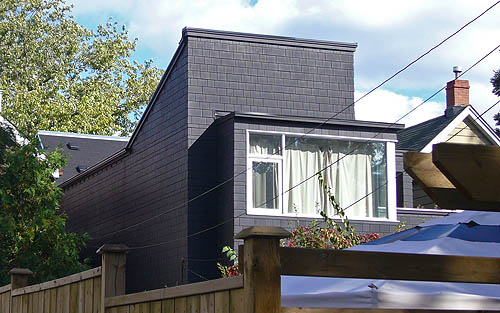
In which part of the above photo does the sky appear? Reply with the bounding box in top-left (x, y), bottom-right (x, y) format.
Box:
top-left (68, 0), bottom-right (500, 128)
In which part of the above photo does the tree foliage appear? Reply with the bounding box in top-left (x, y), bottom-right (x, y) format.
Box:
top-left (492, 66), bottom-right (500, 134)
top-left (0, 0), bottom-right (163, 137)
top-left (0, 125), bottom-right (88, 284)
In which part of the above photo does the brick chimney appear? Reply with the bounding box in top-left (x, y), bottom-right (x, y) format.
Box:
top-left (446, 79), bottom-right (469, 108)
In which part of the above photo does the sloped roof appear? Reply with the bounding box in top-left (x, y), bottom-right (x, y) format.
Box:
top-left (37, 131), bottom-right (129, 185)
top-left (397, 106), bottom-right (466, 151)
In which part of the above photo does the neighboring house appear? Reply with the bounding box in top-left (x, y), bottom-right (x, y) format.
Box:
top-left (37, 131), bottom-right (129, 185)
top-left (58, 28), bottom-right (450, 291)
top-left (397, 78), bottom-right (500, 209)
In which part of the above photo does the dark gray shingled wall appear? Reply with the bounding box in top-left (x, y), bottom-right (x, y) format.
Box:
top-left (184, 28), bottom-right (359, 281)
top-left (61, 44), bottom-right (190, 292)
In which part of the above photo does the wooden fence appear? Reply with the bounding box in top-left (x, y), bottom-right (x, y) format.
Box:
top-left (105, 276), bottom-right (243, 313)
top-left (1, 225), bottom-right (499, 312)
top-left (0, 267), bottom-right (100, 313)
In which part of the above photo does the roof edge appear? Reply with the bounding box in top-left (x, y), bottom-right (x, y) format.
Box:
top-left (217, 111), bottom-right (404, 130)
top-left (59, 148), bottom-right (129, 189)
top-left (37, 130), bottom-right (129, 142)
top-left (183, 27), bottom-right (358, 52)
top-left (127, 35), bottom-right (188, 150)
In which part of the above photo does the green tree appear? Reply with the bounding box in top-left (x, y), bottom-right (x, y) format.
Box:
top-left (492, 68), bottom-right (500, 135)
top-left (0, 125), bottom-right (88, 284)
top-left (0, 0), bottom-right (162, 137)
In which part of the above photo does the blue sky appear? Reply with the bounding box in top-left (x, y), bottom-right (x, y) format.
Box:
top-left (69, 0), bottom-right (500, 127)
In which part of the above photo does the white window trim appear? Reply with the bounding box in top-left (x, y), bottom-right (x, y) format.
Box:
top-left (246, 130), bottom-right (398, 222)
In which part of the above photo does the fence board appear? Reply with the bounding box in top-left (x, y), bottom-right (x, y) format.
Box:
top-left (43, 290), bottom-right (50, 313)
top-left (94, 277), bottom-right (101, 313)
top-left (1, 291), bottom-right (10, 313)
top-left (162, 299), bottom-right (175, 313)
top-left (21, 295), bottom-right (29, 313)
top-left (175, 297), bottom-right (187, 313)
top-left (117, 306), bottom-right (130, 313)
top-left (280, 247), bottom-right (500, 284)
top-left (214, 291), bottom-right (229, 313)
top-left (200, 294), bottom-right (214, 313)
top-left (50, 288), bottom-right (57, 313)
top-left (27, 292), bottom-right (32, 313)
top-left (151, 301), bottom-right (162, 313)
top-left (84, 278), bottom-right (93, 313)
top-left (187, 295), bottom-right (200, 313)
top-left (12, 295), bottom-right (18, 313)
top-left (229, 289), bottom-right (243, 313)
top-left (69, 282), bottom-right (79, 313)
top-left (78, 280), bottom-right (85, 313)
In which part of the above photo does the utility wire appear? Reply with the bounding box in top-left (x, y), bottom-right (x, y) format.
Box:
top-left (123, 43), bottom-right (499, 251)
top-left (84, 3), bottom-right (500, 241)
top-left (444, 100), bottom-right (500, 143)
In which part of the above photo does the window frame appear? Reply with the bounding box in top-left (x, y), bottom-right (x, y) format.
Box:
top-left (246, 129), bottom-right (397, 222)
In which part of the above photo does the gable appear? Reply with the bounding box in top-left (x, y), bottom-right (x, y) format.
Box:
top-left (419, 106), bottom-right (500, 152)
top-left (444, 116), bottom-right (495, 145)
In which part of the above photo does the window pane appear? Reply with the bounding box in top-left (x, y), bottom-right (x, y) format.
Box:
top-left (249, 134), bottom-right (281, 155)
top-left (252, 161), bottom-right (279, 209)
top-left (284, 136), bottom-right (387, 218)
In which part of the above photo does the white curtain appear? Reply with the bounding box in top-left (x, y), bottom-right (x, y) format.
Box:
top-left (252, 162), bottom-right (278, 209)
top-left (284, 139), bottom-right (373, 218)
top-left (250, 135), bottom-right (280, 155)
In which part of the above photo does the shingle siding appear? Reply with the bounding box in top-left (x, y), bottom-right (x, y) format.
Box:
top-left (227, 117), bottom-right (402, 250)
top-left (61, 44), bottom-right (190, 292)
top-left (184, 30), bottom-right (358, 281)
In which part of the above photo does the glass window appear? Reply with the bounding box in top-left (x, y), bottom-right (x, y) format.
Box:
top-left (248, 132), bottom-right (390, 219)
top-left (252, 161), bottom-right (279, 209)
top-left (249, 134), bottom-right (281, 155)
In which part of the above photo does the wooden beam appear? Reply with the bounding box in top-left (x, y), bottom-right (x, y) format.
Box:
top-left (279, 247), bottom-right (500, 284)
top-left (403, 152), bottom-right (454, 189)
top-left (403, 151), bottom-right (500, 211)
top-left (433, 143), bottom-right (500, 202)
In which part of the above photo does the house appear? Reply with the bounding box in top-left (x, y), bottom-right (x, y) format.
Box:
top-left (397, 78), bottom-right (500, 209)
top-left (59, 28), bottom-right (450, 292)
top-left (36, 131), bottom-right (129, 185)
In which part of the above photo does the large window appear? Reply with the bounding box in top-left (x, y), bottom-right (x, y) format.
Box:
top-left (247, 132), bottom-right (396, 220)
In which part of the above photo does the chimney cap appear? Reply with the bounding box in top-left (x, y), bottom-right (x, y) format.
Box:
top-left (453, 66), bottom-right (462, 79)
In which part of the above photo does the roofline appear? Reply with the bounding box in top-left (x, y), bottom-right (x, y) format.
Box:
top-left (37, 130), bottom-right (130, 142)
top-left (59, 148), bottom-right (129, 189)
top-left (127, 34), bottom-right (187, 150)
top-left (127, 28), bottom-right (358, 150)
top-left (182, 27), bottom-right (358, 52)
top-left (217, 111), bottom-right (405, 130)
top-left (421, 105), bottom-right (500, 152)
top-left (469, 105), bottom-right (500, 142)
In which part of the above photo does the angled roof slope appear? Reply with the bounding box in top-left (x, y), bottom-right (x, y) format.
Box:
top-left (397, 106), bottom-right (466, 151)
top-left (37, 131), bottom-right (129, 185)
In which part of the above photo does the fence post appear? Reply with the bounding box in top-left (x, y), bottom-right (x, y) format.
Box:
top-left (97, 244), bottom-right (129, 313)
top-left (235, 226), bottom-right (290, 313)
top-left (9, 268), bottom-right (32, 290)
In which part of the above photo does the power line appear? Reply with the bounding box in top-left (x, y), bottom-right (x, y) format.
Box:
top-left (444, 100), bottom-right (500, 143)
top-left (83, 3), bottom-right (500, 240)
